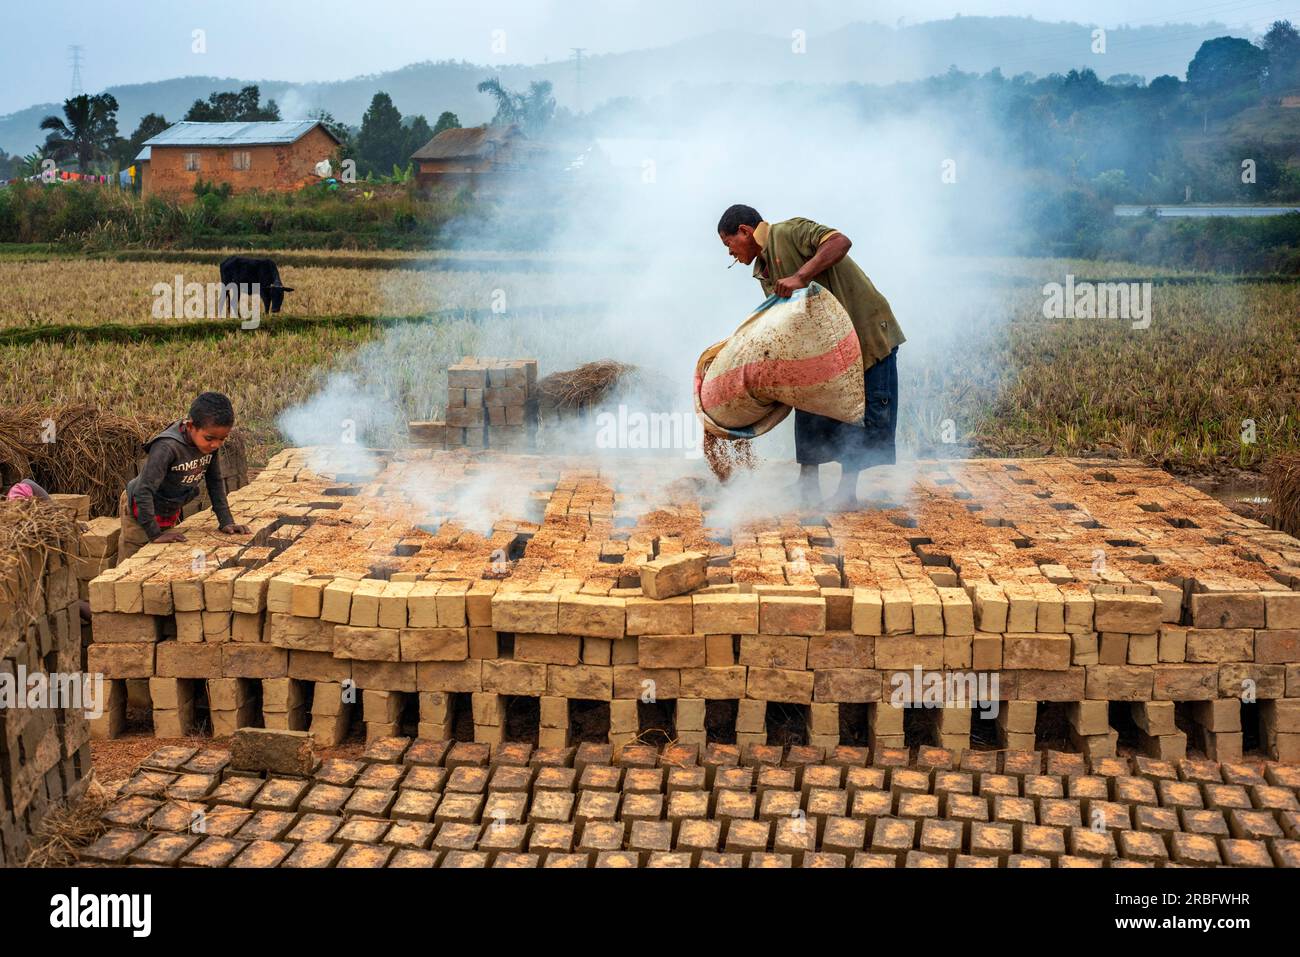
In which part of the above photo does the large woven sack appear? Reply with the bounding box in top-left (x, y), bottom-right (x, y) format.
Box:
top-left (694, 283), bottom-right (865, 439)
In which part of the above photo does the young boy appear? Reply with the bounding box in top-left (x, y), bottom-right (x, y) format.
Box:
top-left (118, 391), bottom-right (251, 563)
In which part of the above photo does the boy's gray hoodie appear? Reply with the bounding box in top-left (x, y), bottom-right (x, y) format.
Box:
top-left (125, 421), bottom-right (234, 539)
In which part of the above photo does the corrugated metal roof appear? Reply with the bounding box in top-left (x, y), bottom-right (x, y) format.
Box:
top-left (142, 120), bottom-right (338, 149)
top-left (135, 146), bottom-right (151, 162)
top-left (411, 124), bottom-right (520, 161)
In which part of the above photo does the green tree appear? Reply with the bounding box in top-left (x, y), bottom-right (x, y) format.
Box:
top-left (1260, 20), bottom-right (1300, 92)
top-left (1187, 37), bottom-right (1268, 98)
top-left (355, 92), bottom-right (407, 176)
top-left (403, 114), bottom-right (432, 160)
top-left (432, 111), bottom-right (461, 135)
top-left (476, 78), bottom-right (556, 134)
top-left (114, 112), bottom-right (169, 167)
top-left (39, 93), bottom-right (120, 172)
top-left (309, 109), bottom-right (352, 147)
top-left (184, 85), bottom-right (280, 122)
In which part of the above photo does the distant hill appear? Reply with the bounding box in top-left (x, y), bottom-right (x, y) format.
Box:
top-left (0, 15), bottom-right (1246, 155)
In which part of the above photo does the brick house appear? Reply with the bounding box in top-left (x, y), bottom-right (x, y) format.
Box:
top-left (135, 120), bottom-right (342, 199)
top-left (410, 124), bottom-right (529, 189)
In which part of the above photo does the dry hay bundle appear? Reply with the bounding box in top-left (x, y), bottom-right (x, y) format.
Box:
top-left (30, 404), bottom-right (147, 518)
top-left (1267, 452), bottom-right (1300, 538)
top-left (537, 360), bottom-right (636, 413)
top-left (0, 498), bottom-right (78, 638)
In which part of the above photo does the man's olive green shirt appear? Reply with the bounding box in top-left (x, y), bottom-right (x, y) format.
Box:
top-left (752, 217), bottom-right (905, 366)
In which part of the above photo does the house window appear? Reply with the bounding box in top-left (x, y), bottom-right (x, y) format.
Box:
top-left (232, 151), bottom-right (251, 171)
top-left (184, 152), bottom-right (200, 172)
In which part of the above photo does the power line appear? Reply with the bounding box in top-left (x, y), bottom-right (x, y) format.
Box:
top-left (68, 44), bottom-right (84, 97)
top-left (571, 47), bottom-right (586, 113)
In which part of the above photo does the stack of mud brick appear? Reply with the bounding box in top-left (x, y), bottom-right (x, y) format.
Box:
top-left (410, 357), bottom-right (538, 452)
top-left (82, 452), bottom-right (1300, 767)
top-left (0, 506), bottom-right (93, 865)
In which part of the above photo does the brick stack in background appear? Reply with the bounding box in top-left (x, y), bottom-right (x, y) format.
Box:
top-left (410, 357), bottom-right (538, 452)
top-left (0, 504), bottom-right (93, 866)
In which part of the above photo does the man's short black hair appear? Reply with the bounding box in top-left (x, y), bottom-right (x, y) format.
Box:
top-left (717, 204), bottom-right (763, 236)
top-left (189, 391), bottom-right (235, 429)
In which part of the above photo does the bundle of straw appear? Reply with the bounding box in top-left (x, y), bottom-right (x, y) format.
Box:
top-left (0, 498), bottom-right (78, 641)
top-left (1267, 452), bottom-right (1300, 538)
top-left (537, 360), bottom-right (636, 412)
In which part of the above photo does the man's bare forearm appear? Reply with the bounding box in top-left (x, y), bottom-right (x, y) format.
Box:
top-left (795, 233), bottom-right (852, 282)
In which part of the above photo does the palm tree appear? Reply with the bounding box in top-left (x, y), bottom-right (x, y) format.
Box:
top-left (18, 147), bottom-right (50, 177)
top-left (476, 78), bottom-right (556, 134)
top-left (40, 93), bottom-right (120, 173)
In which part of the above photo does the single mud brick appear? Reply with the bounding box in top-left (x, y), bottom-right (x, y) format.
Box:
top-left (1116, 829), bottom-right (1170, 864)
top-left (440, 849), bottom-right (490, 868)
top-left (675, 818), bottom-right (723, 858)
top-left (483, 790), bottom-right (530, 824)
top-left (592, 850), bottom-right (639, 868)
top-left (344, 787), bottom-right (398, 819)
top-left (543, 852), bottom-right (591, 868)
top-left (872, 747), bottom-right (911, 770)
top-left (1038, 798), bottom-right (1083, 829)
top-left (1219, 763), bottom-right (1267, 788)
top-left (1251, 784), bottom-right (1300, 813)
top-left (620, 792), bottom-right (663, 824)
top-left (120, 770), bottom-right (179, 800)
top-left (431, 792), bottom-right (484, 825)
top-left (383, 820), bottom-right (437, 850)
top-left (619, 744), bottom-right (660, 769)
top-left (623, 768), bottom-right (665, 794)
top-left (1042, 751), bottom-right (1086, 778)
top-left (715, 790), bottom-right (758, 824)
top-left (802, 765), bottom-right (845, 795)
top-left (490, 741), bottom-right (534, 767)
top-left (870, 817), bottom-right (917, 864)
top-left (1284, 813), bottom-right (1300, 841)
top-left (146, 800), bottom-right (204, 833)
top-left (528, 790), bottom-right (575, 825)
top-left (1090, 755), bottom-right (1133, 778)
top-left (477, 822), bottom-right (530, 858)
top-left (1270, 840), bottom-right (1300, 867)
top-left (669, 789), bottom-right (712, 824)
top-left (229, 839), bottom-right (293, 868)
top-left (182, 749), bottom-right (231, 776)
top-left (1217, 839), bottom-right (1273, 868)
top-left (335, 845), bottom-right (395, 868)
top-left (945, 793), bottom-right (992, 827)
top-left (1112, 776), bottom-right (1159, 806)
top-left (1133, 755), bottom-right (1179, 782)
top-left (1158, 779), bottom-right (1205, 810)
top-left (758, 767), bottom-right (800, 798)
top-left (361, 735), bottom-right (411, 765)
top-left (723, 819), bottom-right (772, 857)
top-left (528, 822), bottom-right (575, 855)
top-left (576, 820), bottom-right (627, 857)
top-left (903, 850), bottom-right (950, 869)
top-left (755, 788), bottom-right (801, 823)
top-left (743, 852), bottom-right (791, 868)
top-left (715, 767), bottom-right (756, 792)
top-left (81, 829), bottom-right (151, 864)
top-left (445, 766), bottom-right (491, 795)
top-left (773, 816), bottom-right (817, 861)
top-left (967, 821), bottom-right (1013, 858)
top-left (1180, 809), bottom-right (1229, 837)
top-left (335, 817), bottom-right (391, 845)
top-left (165, 773), bottom-right (219, 802)
top-left (208, 776), bottom-right (263, 808)
top-left (999, 751), bottom-right (1043, 777)
top-left (919, 818), bottom-right (965, 860)
top-left (1024, 775), bottom-right (1065, 800)
top-left (579, 764), bottom-right (624, 792)
top-left (914, 746), bottom-right (954, 771)
top-left (696, 851), bottom-right (742, 868)
top-left (1006, 854), bottom-right (1052, 868)
top-left (1085, 799), bottom-right (1133, 831)
top-left (1019, 824), bottom-right (1067, 861)
top-left (826, 745), bottom-right (870, 769)
top-left (1265, 765), bottom-right (1300, 788)
top-left (535, 767), bottom-right (577, 792)
top-left (933, 771), bottom-right (975, 803)
top-left (993, 796), bottom-right (1037, 827)
top-left (807, 788), bottom-right (849, 824)
top-left (141, 746), bottom-right (199, 772)
top-left (446, 741), bottom-right (491, 769)
top-left (391, 789), bottom-right (441, 822)
top-left (103, 795), bottom-right (163, 828)
top-left (1067, 775), bottom-right (1111, 801)
top-left (299, 783), bottom-right (353, 816)
top-left (851, 789), bottom-right (895, 821)
top-left (180, 837), bottom-right (247, 868)
top-left (1178, 757), bottom-right (1224, 784)
top-left (976, 774), bottom-right (1020, 800)
top-left (1067, 827), bottom-right (1117, 861)
top-left (574, 790), bottom-right (621, 830)
top-left (402, 766), bottom-right (448, 792)
top-left (1058, 855), bottom-right (1104, 868)
top-left (491, 852), bottom-right (540, 869)
top-left (279, 841), bottom-right (343, 869)
top-left (648, 851), bottom-right (695, 868)
top-left (1203, 783), bottom-right (1254, 812)
top-left (1227, 809), bottom-right (1283, 841)
top-left (233, 809), bottom-right (298, 842)
top-left (284, 813), bottom-right (343, 843)
top-left (1134, 805), bottom-right (1181, 835)
top-left (668, 767), bottom-right (708, 794)
top-left (385, 848), bottom-right (439, 868)
top-left (530, 746), bottom-right (576, 768)
top-left (404, 739), bottom-right (452, 767)
top-left (573, 741), bottom-right (613, 775)
top-left (251, 777), bottom-right (310, 812)
top-left (1170, 832), bottom-right (1222, 867)
top-left (659, 743), bottom-right (698, 769)
top-left (888, 768), bottom-right (930, 797)
top-left (954, 854), bottom-right (998, 868)
top-left (845, 767), bottom-right (888, 796)
top-left (640, 553), bottom-right (707, 600)
top-left (487, 765), bottom-right (533, 793)
top-left (432, 822), bottom-right (484, 852)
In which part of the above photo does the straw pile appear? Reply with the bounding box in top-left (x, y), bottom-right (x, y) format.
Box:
top-left (0, 405), bottom-right (247, 517)
top-left (537, 360), bottom-right (636, 412)
top-left (1267, 452), bottom-right (1300, 538)
top-left (0, 498), bottom-right (78, 635)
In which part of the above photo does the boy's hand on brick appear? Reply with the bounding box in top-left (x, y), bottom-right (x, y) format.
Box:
top-left (155, 530), bottom-right (187, 544)
top-left (220, 523), bottom-right (251, 535)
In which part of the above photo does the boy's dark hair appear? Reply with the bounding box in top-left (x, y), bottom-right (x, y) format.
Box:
top-left (189, 391), bottom-right (235, 429)
top-left (717, 204), bottom-right (763, 236)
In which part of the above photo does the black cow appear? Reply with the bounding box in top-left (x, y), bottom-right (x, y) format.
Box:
top-left (219, 256), bottom-right (294, 316)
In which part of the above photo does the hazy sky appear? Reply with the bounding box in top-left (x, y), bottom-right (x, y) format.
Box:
top-left (1, 0), bottom-right (1290, 114)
